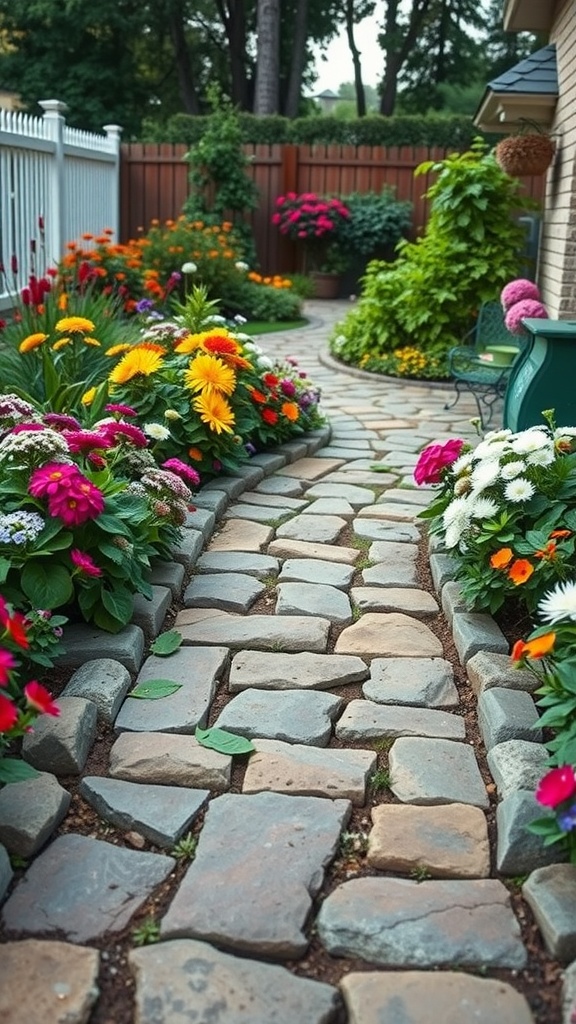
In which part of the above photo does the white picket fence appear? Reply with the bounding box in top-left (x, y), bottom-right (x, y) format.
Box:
top-left (0, 100), bottom-right (121, 310)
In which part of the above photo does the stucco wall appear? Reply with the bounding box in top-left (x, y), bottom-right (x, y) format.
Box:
top-left (538, 0), bottom-right (576, 318)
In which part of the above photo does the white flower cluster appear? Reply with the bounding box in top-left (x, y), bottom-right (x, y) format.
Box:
top-left (0, 427), bottom-right (72, 467)
top-left (0, 511), bottom-right (45, 545)
top-left (441, 425), bottom-right (560, 551)
top-left (538, 579), bottom-right (576, 623)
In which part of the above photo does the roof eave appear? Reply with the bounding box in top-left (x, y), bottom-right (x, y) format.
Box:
top-left (503, 0), bottom-right (555, 32)
top-left (474, 91), bottom-right (557, 132)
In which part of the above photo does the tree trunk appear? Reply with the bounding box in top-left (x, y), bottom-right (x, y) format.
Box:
top-left (167, 2), bottom-right (201, 115)
top-left (284, 0), bottom-right (309, 118)
top-left (216, 0), bottom-right (249, 108)
top-left (254, 0), bottom-right (280, 113)
top-left (345, 0), bottom-right (366, 117)
top-left (379, 0), bottom-right (433, 115)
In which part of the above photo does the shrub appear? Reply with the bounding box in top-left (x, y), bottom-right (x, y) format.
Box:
top-left (336, 190), bottom-right (412, 258)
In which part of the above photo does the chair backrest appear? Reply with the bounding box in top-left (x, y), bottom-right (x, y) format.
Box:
top-left (474, 301), bottom-right (519, 351)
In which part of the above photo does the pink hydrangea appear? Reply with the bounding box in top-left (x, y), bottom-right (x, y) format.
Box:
top-left (414, 438), bottom-right (465, 486)
top-left (504, 299), bottom-right (548, 336)
top-left (501, 278), bottom-right (541, 312)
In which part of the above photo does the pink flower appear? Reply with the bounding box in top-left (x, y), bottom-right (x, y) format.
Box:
top-left (61, 429), bottom-right (112, 452)
top-left (24, 680), bottom-right (60, 717)
top-left (0, 692), bottom-right (18, 732)
top-left (536, 766), bottom-right (576, 808)
top-left (161, 459), bottom-right (200, 487)
top-left (43, 413), bottom-right (82, 430)
top-left (505, 299), bottom-right (548, 336)
top-left (29, 462), bottom-right (79, 499)
top-left (47, 476), bottom-right (105, 526)
top-left (105, 404), bottom-right (137, 418)
top-left (70, 549), bottom-right (102, 577)
top-left (103, 422), bottom-right (147, 447)
top-left (500, 278), bottom-right (541, 312)
top-left (10, 423), bottom-right (46, 434)
top-left (0, 648), bottom-right (15, 686)
top-left (414, 438), bottom-right (465, 485)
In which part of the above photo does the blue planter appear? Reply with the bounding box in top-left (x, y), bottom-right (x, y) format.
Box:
top-left (503, 318), bottom-right (576, 430)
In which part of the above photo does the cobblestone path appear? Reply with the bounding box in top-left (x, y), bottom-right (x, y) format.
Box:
top-left (1, 301), bottom-right (573, 1024)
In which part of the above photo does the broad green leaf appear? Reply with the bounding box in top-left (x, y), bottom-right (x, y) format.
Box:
top-left (150, 630), bottom-right (183, 656)
top-left (0, 758), bottom-right (40, 783)
top-left (21, 562), bottom-right (73, 609)
top-left (0, 556), bottom-right (10, 583)
top-left (101, 586), bottom-right (134, 625)
top-left (195, 725), bottom-right (255, 755)
top-left (94, 513), bottom-right (131, 536)
top-left (128, 679), bottom-right (182, 699)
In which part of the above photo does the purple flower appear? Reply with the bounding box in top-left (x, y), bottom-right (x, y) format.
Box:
top-left (280, 379), bottom-right (296, 398)
top-left (558, 803), bottom-right (576, 833)
top-left (44, 413), bottom-right (82, 430)
top-left (504, 299), bottom-right (548, 336)
top-left (245, 442), bottom-right (257, 456)
top-left (136, 298), bottom-right (155, 313)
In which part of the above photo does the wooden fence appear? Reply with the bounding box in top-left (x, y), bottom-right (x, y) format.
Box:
top-left (119, 143), bottom-right (545, 275)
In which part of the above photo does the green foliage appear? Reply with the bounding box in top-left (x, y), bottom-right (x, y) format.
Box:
top-left (132, 917), bottom-right (161, 947)
top-left (0, 759), bottom-right (40, 784)
top-left (195, 725), bottom-right (255, 755)
top-left (171, 831), bottom-right (199, 862)
top-left (337, 190), bottom-right (413, 258)
top-left (330, 141), bottom-right (536, 376)
top-left (224, 279), bottom-right (302, 321)
top-left (128, 679), bottom-right (183, 700)
top-left (370, 768), bottom-right (391, 791)
top-left (150, 630), bottom-right (183, 656)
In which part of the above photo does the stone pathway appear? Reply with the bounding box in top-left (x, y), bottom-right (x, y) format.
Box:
top-left (0, 300), bottom-right (574, 1024)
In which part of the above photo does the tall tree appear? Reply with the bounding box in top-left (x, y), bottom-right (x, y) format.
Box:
top-left (344, 0), bottom-right (376, 117)
top-left (378, 0), bottom-right (434, 115)
top-left (254, 0), bottom-right (280, 113)
top-left (214, 0), bottom-right (250, 108)
top-left (284, 0), bottom-right (310, 118)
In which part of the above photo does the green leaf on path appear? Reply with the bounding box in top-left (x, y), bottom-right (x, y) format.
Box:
top-left (0, 758), bottom-right (40, 783)
top-left (128, 679), bottom-right (182, 700)
top-left (195, 725), bottom-right (255, 755)
top-left (150, 630), bottom-right (183, 656)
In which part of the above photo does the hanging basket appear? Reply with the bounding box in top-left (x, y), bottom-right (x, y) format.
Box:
top-left (495, 133), bottom-right (556, 177)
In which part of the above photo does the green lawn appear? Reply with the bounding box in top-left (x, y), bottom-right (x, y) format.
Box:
top-left (241, 318), bottom-right (308, 335)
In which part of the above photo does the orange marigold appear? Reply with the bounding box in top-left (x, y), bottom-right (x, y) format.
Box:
top-left (507, 559), bottom-right (535, 585)
top-left (490, 548), bottom-right (513, 570)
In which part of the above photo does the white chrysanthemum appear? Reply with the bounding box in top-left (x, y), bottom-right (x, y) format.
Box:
top-left (554, 427), bottom-right (576, 439)
top-left (257, 356), bottom-right (274, 369)
top-left (483, 428), bottom-right (513, 442)
top-left (143, 422), bottom-right (170, 441)
top-left (206, 315), bottom-right (227, 325)
top-left (451, 453), bottom-right (474, 475)
top-left (526, 446), bottom-right (555, 467)
top-left (538, 580), bottom-right (576, 623)
top-left (470, 460), bottom-right (500, 491)
top-left (469, 497), bottom-right (499, 520)
top-left (181, 261), bottom-right (197, 274)
top-left (500, 460), bottom-right (527, 480)
top-left (510, 429), bottom-right (551, 454)
top-left (473, 439), bottom-right (509, 460)
top-left (442, 497), bottom-right (472, 548)
top-left (504, 477), bottom-right (535, 503)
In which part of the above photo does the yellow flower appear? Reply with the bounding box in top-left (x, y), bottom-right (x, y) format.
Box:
top-left (192, 390), bottom-right (235, 434)
top-left (58, 293), bottom-right (68, 311)
top-left (82, 336), bottom-right (101, 347)
top-left (19, 332), bottom-right (48, 353)
top-left (105, 343), bottom-right (132, 357)
top-left (52, 337), bottom-right (72, 351)
top-left (55, 316), bottom-right (95, 334)
top-left (81, 387), bottom-right (97, 406)
top-left (174, 332), bottom-right (206, 355)
top-left (109, 346), bottom-right (165, 384)
top-left (184, 353), bottom-right (236, 396)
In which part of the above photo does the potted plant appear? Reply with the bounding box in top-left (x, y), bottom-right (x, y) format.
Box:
top-left (271, 192), bottom-right (351, 297)
top-left (495, 122), bottom-right (556, 178)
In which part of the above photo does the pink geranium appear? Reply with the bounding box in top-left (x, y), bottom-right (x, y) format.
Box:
top-left (414, 438), bottom-right (465, 485)
top-left (161, 459), bottom-right (200, 487)
top-left (70, 549), bottom-right (103, 577)
top-left (29, 462), bottom-right (79, 498)
top-left (0, 692), bottom-right (18, 732)
top-left (47, 476), bottom-right (105, 526)
top-left (500, 278), bottom-right (541, 312)
top-left (24, 680), bottom-right (60, 717)
top-left (0, 648), bottom-right (16, 686)
top-left (536, 765), bottom-right (576, 808)
top-left (505, 299), bottom-right (548, 336)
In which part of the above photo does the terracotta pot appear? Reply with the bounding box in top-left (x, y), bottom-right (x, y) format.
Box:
top-left (495, 134), bottom-right (556, 177)
top-left (310, 272), bottom-right (341, 299)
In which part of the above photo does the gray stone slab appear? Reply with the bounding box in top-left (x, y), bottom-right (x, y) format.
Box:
top-left (175, 610), bottom-right (330, 653)
top-left (478, 687), bottom-right (541, 751)
top-left (0, 772), bottom-right (70, 858)
top-left (185, 506), bottom-right (216, 539)
top-left (368, 538), bottom-right (418, 566)
top-left (0, 844), bottom-right (12, 903)
top-left (523, 865), bottom-right (576, 962)
top-left (390, 737), bottom-right (489, 809)
top-left (230, 464), bottom-right (266, 488)
top-left (237, 491), bottom-right (308, 510)
top-left (62, 658), bottom-right (131, 725)
top-left (171, 528), bottom-right (204, 569)
top-left (340, 970), bottom-right (535, 1024)
top-left (55, 622), bottom-right (145, 673)
top-left (131, 585), bottom-right (172, 637)
top-left (563, 959), bottom-right (576, 1024)
top-left (114, 646), bottom-right (228, 734)
top-left (316, 446), bottom-right (375, 460)
top-left (208, 519), bottom-right (274, 552)
top-left (336, 700), bottom-right (465, 741)
top-left (1, 834), bottom-right (174, 942)
top-left (203, 475), bottom-right (247, 499)
top-left (487, 740), bottom-right (549, 800)
top-left (22, 697), bottom-right (97, 776)
top-left (320, 470), bottom-right (398, 487)
top-left (351, 586), bottom-right (438, 617)
top-left (247, 451), bottom-right (288, 473)
top-left (192, 489), bottom-right (229, 516)
top-left (430, 553), bottom-right (459, 592)
top-left (304, 426), bottom-right (333, 454)
top-left (467, 651), bottom-right (539, 696)
top-left (276, 439), bottom-right (310, 463)
top-left (147, 559), bottom-right (186, 597)
top-left (195, 550), bottom-right (280, 579)
top-left (367, 803), bottom-right (490, 879)
top-left (275, 513), bottom-right (346, 544)
top-left (302, 497), bottom-right (356, 516)
top-left (496, 790), bottom-right (566, 876)
top-left (225, 502), bottom-right (294, 522)
top-left (268, 538), bottom-right (359, 564)
top-left (215, 688), bottom-right (343, 746)
top-left (183, 572), bottom-right (265, 612)
top-left (383, 487), bottom-right (435, 506)
top-left (441, 580), bottom-right (469, 623)
top-left (79, 776), bottom-right (209, 848)
top-left (452, 613), bottom-right (509, 664)
top-left (354, 520), bottom-right (421, 544)
top-left (243, 738), bottom-right (376, 804)
top-left (229, 650), bottom-right (368, 692)
top-left (335, 613), bottom-right (443, 659)
top-left (362, 560), bottom-right (420, 589)
top-left (363, 657), bottom-right (458, 707)
top-left (255, 476), bottom-right (304, 497)
top-left (278, 557), bottom-right (354, 590)
top-left (0, 939), bottom-right (100, 1024)
top-left (361, 501), bottom-right (419, 521)
top-left (276, 582), bottom-right (352, 624)
top-left (130, 938), bottom-right (340, 1024)
top-left (161, 791), bottom-right (350, 956)
top-left (303, 482), bottom-right (376, 507)
top-left (109, 732), bottom-right (231, 790)
top-left (317, 876), bottom-right (526, 968)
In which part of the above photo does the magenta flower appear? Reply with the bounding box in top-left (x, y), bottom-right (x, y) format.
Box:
top-left (504, 299), bottom-right (548, 336)
top-left (0, 648), bottom-right (15, 686)
top-left (414, 438), bottom-right (465, 485)
top-left (105, 404), bottom-right (138, 418)
top-left (43, 413), bottom-right (82, 430)
top-left (61, 429), bottom-right (112, 453)
top-left (24, 680), bottom-right (60, 717)
top-left (70, 548), bottom-right (102, 577)
top-left (29, 462), bottom-right (79, 498)
top-left (103, 422), bottom-right (147, 448)
top-left (161, 459), bottom-right (200, 487)
top-left (536, 766), bottom-right (576, 808)
top-left (500, 278), bottom-right (541, 312)
top-left (280, 379), bottom-right (297, 397)
top-left (47, 476), bottom-right (105, 526)
top-left (0, 692), bottom-right (18, 732)
top-left (10, 423), bottom-right (46, 434)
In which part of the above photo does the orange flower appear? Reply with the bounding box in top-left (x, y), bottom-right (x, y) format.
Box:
top-left (188, 447), bottom-right (203, 461)
top-left (490, 548), bottom-right (513, 570)
top-left (550, 529), bottom-right (571, 539)
top-left (250, 388), bottom-right (267, 404)
top-left (513, 633), bottom-right (556, 660)
top-left (535, 541), bottom-right (557, 560)
top-left (507, 559), bottom-right (534, 585)
top-left (510, 639), bottom-right (527, 662)
top-left (282, 401), bottom-right (299, 421)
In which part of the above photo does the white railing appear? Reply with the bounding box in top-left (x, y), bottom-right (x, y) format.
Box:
top-left (0, 99), bottom-right (122, 310)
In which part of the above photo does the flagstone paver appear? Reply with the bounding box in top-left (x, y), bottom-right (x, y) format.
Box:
top-left (268, 537), bottom-right (359, 563)
top-left (215, 688), bottom-right (343, 746)
top-left (238, 490), bottom-right (308, 510)
top-left (194, 550), bottom-right (280, 578)
top-left (335, 613), bottom-right (443, 658)
top-left (303, 482), bottom-right (376, 506)
top-left (0, 940), bottom-right (100, 1024)
top-left (22, 696), bottom-right (97, 776)
top-left (79, 776), bottom-right (209, 848)
top-left (174, 610), bottom-right (331, 652)
top-left (302, 497), bottom-right (356, 516)
top-left (0, 772), bottom-right (71, 857)
top-left (523, 865), bottom-right (576, 961)
top-left (358, 502), bottom-right (420, 521)
top-left (367, 803), bottom-right (490, 878)
top-left (228, 650), bottom-right (368, 691)
top-left (242, 738), bottom-right (376, 804)
top-left (280, 457), bottom-right (345, 479)
top-left (278, 557), bottom-right (355, 589)
top-left (276, 581), bottom-right (352, 624)
top-left (183, 571), bottom-right (265, 612)
top-left (274, 513), bottom-right (346, 543)
top-left (61, 658), bottom-right (132, 724)
top-left (351, 586), bottom-right (438, 617)
top-left (363, 657), bottom-right (458, 707)
top-left (353, 520), bottom-right (421, 543)
top-left (161, 792), bottom-right (351, 956)
top-left (207, 519), bottom-right (273, 552)
top-left (487, 739), bottom-right (550, 800)
top-left (129, 939), bottom-right (341, 1024)
top-left (255, 475), bottom-right (305, 496)
top-left (317, 876), bottom-right (527, 969)
top-left (336, 699), bottom-right (465, 741)
top-left (109, 732), bottom-right (232, 790)
top-left (389, 737), bottom-right (490, 808)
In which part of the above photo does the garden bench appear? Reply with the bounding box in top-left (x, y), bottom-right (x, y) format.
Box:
top-left (444, 301), bottom-right (523, 428)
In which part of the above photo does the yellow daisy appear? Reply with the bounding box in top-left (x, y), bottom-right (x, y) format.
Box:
top-left (192, 390), bottom-right (235, 434)
top-left (109, 346), bottom-right (165, 385)
top-left (174, 332), bottom-right (206, 355)
top-left (52, 337), bottom-right (72, 351)
top-left (105, 343), bottom-right (132, 357)
top-left (55, 316), bottom-right (95, 334)
top-left (19, 332), bottom-right (48, 353)
top-left (184, 353), bottom-right (236, 396)
top-left (81, 387), bottom-right (97, 406)
top-left (82, 336), bottom-right (101, 347)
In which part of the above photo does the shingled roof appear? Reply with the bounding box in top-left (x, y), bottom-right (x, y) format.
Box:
top-left (474, 44), bottom-right (558, 132)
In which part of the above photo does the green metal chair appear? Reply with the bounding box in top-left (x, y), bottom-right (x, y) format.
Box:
top-left (445, 301), bottom-right (524, 427)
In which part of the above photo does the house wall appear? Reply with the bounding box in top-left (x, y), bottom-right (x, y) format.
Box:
top-left (538, 0), bottom-right (576, 317)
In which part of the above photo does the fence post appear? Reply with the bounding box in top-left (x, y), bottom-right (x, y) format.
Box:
top-left (38, 99), bottom-right (67, 265)
top-left (103, 123), bottom-right (123, 240)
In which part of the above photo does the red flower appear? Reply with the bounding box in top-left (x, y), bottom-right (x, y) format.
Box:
top-left (261, 408), bottom-right (278, 425)
top-left (263, 373), bottom-right (279, 388)
top-left (0, 603), bottom-right (29, 649)
top-left (414, 439), bottom-right (465, 485)
top-left (24, 681), bottom-right (60, 717)
top-left (70, 549), bottom-right (102, 577)
top-left (0, 648), bottom-right (16, 685)
top-left (536, 766), bottom-right (576, 808)
top-left (0, 693), bottom-right (18, 732)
